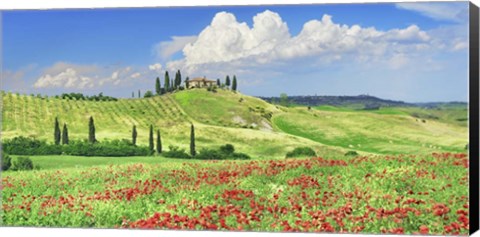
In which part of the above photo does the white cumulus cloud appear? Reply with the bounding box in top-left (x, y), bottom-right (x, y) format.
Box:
top-left (34, 68), bottom-right (94, 89)
top-left (130, 72), bottom-right (141, 78)
top-left (168, 10), bottom-right (434, 76)
top-left (33, 63), bottom-right (151, 91)
top-left (148, 63), bottom-right (163, 71)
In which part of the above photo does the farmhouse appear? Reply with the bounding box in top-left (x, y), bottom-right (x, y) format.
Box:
top-left (188, 77), bottom-right (216, 88)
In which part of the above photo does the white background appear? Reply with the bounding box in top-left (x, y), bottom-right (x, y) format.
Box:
top-left (0, 0), bottom-right (479, 237)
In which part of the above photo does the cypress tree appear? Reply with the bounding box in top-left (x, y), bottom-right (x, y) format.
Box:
top-left (149, 124), bottom-right (154, 152)
top-left (138, 90), bottom-right (141, 98)
top-left (62, 123), bottom-right (69, 145)
top-left (173, 71), bottom-right (178, 89)
top-left (156, 129), bottom-right (162, 154)
top-left (185, 77), bottom-right (190, 89)
top-left (232, 75), bottom-right (237, 91)
top-left (132, 92), bottom-right (134, 98)
top-left (132, 125), bottom-right (137, 146)
top-left (164, 71), bottom-right (170, 93)
top-left (54, 117), bottom-right (61, 145)
top-left (225, 75), bottom-right (231, 88)
top-left (217, 79), bottom-right (221, 86)
top-left (88, 116), bottom-right (96, 143)
top-left (176, 70), bottom-right (182, 88)
top-left (190, 124), bottom-right (196, 157)
top-left (155, 77), bottom-right (161, 95)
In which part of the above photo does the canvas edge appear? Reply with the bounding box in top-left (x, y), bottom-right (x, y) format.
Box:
top-left (469, 1), bottom-right (480, 235)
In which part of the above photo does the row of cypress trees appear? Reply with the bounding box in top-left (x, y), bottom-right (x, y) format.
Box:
top-left (55, 116), bottom-right (197, 157)
top-left (154, 70), bottom-right (184, 96)
top-left (146, 125), bottom-right (162, 154)
top-left (133, 123), bottom-right (196, 156)
top-left (54, 117), bottom-right (69, 145)
top-left (54, 116), bottom-right (96, 145)
top-left (221, 75), bottom-right (237, 91)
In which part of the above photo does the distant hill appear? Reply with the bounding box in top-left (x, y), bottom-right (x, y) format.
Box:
top-left (258, 95), bottom-right (410, 108)
top-left (258, 94), bottom-right (467, 109)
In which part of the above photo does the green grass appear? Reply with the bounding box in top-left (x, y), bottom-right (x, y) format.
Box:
top-left (4, 155), bottom-right (198, 171)
top-left (273, 107), bottom-right (467, 154)
top-left (1, 90), bottom-right (469, 157)
top-left (314, 105), bottom-right (468, 126)
top-left (173, 89), bottom-right (278, 129)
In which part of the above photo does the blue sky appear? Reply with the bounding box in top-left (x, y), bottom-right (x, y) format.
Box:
top-left (2, 2), bottom-right (470, 102)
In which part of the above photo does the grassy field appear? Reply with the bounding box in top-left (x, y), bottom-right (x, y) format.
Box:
top-left (2, 155), bottom-right (197, 171)
top-left (1, 89), bottom-right (468, 157)
top-left (1, 89), bottom-right (471, 234)
top-left (313, 105), bottom-right (468, 126)
top-left (273, 106), bottom-right (467, 154)
top-left (2, 153), bottom-right (469, 235)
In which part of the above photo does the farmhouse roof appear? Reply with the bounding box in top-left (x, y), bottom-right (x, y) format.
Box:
top-left (189, 77), bottom-right (216, 82)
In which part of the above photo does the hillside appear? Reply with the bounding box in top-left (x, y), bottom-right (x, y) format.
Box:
top-left (272, 107), bottom-right (467, 154)
top-left (173, 89), bottom-right (279, 130)
top-left (0, 90), bottom-right (341, 159)
top-left (1, 89), bottom-right (468, 157)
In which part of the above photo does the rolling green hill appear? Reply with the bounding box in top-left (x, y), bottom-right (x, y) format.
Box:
top-left (0, 90), bottom-right (340, 159)
top-left (272, 107), bottom-right (467, 154)
top-left (1, 89), bottom-right (468, 157)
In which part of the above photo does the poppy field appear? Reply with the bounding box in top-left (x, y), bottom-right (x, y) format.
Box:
top-left (1, 152), bottom-right (469, 235)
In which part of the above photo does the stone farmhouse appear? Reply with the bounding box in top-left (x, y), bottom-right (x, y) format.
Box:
top-left (188, 77), bottom-right (216, 88)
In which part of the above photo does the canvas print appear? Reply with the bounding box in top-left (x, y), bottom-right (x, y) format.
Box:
top-left (0, 1), bottom-right (476, 235)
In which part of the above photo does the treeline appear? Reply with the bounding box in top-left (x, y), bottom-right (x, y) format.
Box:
top-left (1, 91), bottom-right (117, 101)
top-left (134, 69), bottom-right (239, 98)
top-left (2, 137), bottom-right (150, 157)
top-left (58, 92), bottom-right (118, 101)
top-left (4, 116), bottom-right (250, 160)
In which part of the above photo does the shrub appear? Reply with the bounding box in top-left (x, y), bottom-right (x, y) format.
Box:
top-left (144, 91), bottom-right (154, 98)
top-left (161, 144), bottom-right (251, 160)
top-left (2, 154), bottom-right (12, 171)
top-left (196, 145), bottom-right (251, 160)
top-left (63, 139), bottom-right (151, 157)
top-left (219, 144), bottom-right (235, 154)
top-left (196, 149), bottom-right (225, 160)
top-left (3, 136), bottom-right (62, 155)
top-left (162, 146), bottom-right (191, 159)
top-left (344, 150), bottom-right (359, 156)
top-left (231, 152), bottom-right (251, 160)
top-left (285, 147), bottom-right (316, 158)
top-left (13, 157), bottom-right (34, 171)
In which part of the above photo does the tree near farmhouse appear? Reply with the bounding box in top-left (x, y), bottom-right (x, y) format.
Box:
top-left (232, 75), bottom-right (237, 91)
top-left (155, 77), bottom-right (161, 95)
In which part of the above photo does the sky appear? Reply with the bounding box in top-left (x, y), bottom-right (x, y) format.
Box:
top-left (1, 2), bottom-right (470, 102)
